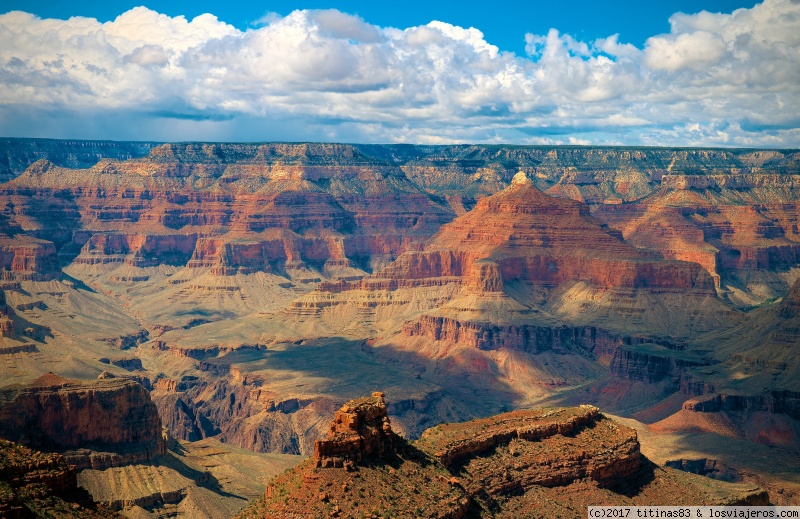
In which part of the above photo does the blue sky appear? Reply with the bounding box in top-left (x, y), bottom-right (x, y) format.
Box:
top-left (0, 1), bottom-right (798, 146)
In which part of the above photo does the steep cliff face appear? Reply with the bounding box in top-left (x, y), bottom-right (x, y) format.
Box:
top-left (151, 392), bottom-right (219, 442)
top-left (75, 233), bottom-right (197, 267)
top-left (684, 391), bottom-right (800, 421)
top-left (0, 234), bottom-right (60, 280)
top-left (149, 372), bottom-right (334, 456)
top-left (609, 344), bottom-right (711, 384)
top-left (0, 373), bottom-right (165, 470)
top-left (402, 315), bottom-right (664, 356)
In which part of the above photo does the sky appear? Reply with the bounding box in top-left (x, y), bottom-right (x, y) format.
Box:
top-left (0, 0), bottom-right (798, 146)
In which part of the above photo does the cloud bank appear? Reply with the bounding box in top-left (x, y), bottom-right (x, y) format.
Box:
top-left (0, 1), bottom-right (798, 145)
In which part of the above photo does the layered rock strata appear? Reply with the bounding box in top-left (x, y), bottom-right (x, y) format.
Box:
top-left (0, 234), bottom-right (60, 280)
top-left (0, 143), bottom-right (454, 278)
top-left (594, 172), bottom-right (800, 299)
top-left (416, 405), bottom-right (640, 488)
top-left (375, 172), bottom-right (714, 293)
top-left (0, 373), bottom-right (165, 470)
top-left (314, 391), bottom-right (395, 468)
top-left (402, 315), bottom-right (680, 356)
top-left (297, 172), bottom-right (717, 341)
top-left (683, 391), bottom-right (800, 420)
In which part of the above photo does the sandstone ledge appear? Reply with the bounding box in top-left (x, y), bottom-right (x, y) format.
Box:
top-left (415, 404), bottom-right (640, 488)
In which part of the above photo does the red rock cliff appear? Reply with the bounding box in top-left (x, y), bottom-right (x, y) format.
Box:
top-left (0, 373), bottom-right (165, 470)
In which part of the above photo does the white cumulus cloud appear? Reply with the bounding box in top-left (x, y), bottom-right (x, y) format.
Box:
top-left (0, 1), bottom-right (798, 146)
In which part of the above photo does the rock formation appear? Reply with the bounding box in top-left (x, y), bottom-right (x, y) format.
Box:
top-left (416, 405), bottom-right (641, 487)
top-left (0, 143), bottom-right (453, 280)
top-left (0, 234), bottom-right (60, 280)
top-left (314, 392), bottom-right (395, 468)
top-left (594, 170), bottom-right (800, 303)
top-left (294, 171), bottom-right (721, 345)
top-left (239, 397), bottom-right (766, 519)
top-left (0, 439), bottom-right (119, 518)
top-left (0, 373), bottom-right (166, 470)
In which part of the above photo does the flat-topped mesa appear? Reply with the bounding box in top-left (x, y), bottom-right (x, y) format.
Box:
top-left (313, 392), bottom-right (396, 468)
top-left (0, 373), bottom-right (166, 470)
top-left (416, 405), bottom-right (641, 489)
top-left (0, 235), bottom-right (60, 281)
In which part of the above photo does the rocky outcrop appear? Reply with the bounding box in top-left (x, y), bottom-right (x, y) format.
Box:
top-left (74, 232), bottom-right (197, 267)
top-left (0, 235), bottom-right (60, 280)
top-left (314, 392), bottom-right (395, 469)
top-left (241, 400), bottom-right (762, 519)
top-left (609, 345), bottom-right (711, 384)
top-left (415, 405), bottom-right (640, 488)
top-left (683, 391), bottom-right (800, 420)
top-left (0, 439), bottom-right (118, 518)
top-left (0, 373), bottom-right (166, 470)
top-left (0, 440), bottom-right (78, 495)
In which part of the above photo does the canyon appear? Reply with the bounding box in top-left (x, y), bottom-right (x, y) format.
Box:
top-left (0, 139), bottom-right (797, 516)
